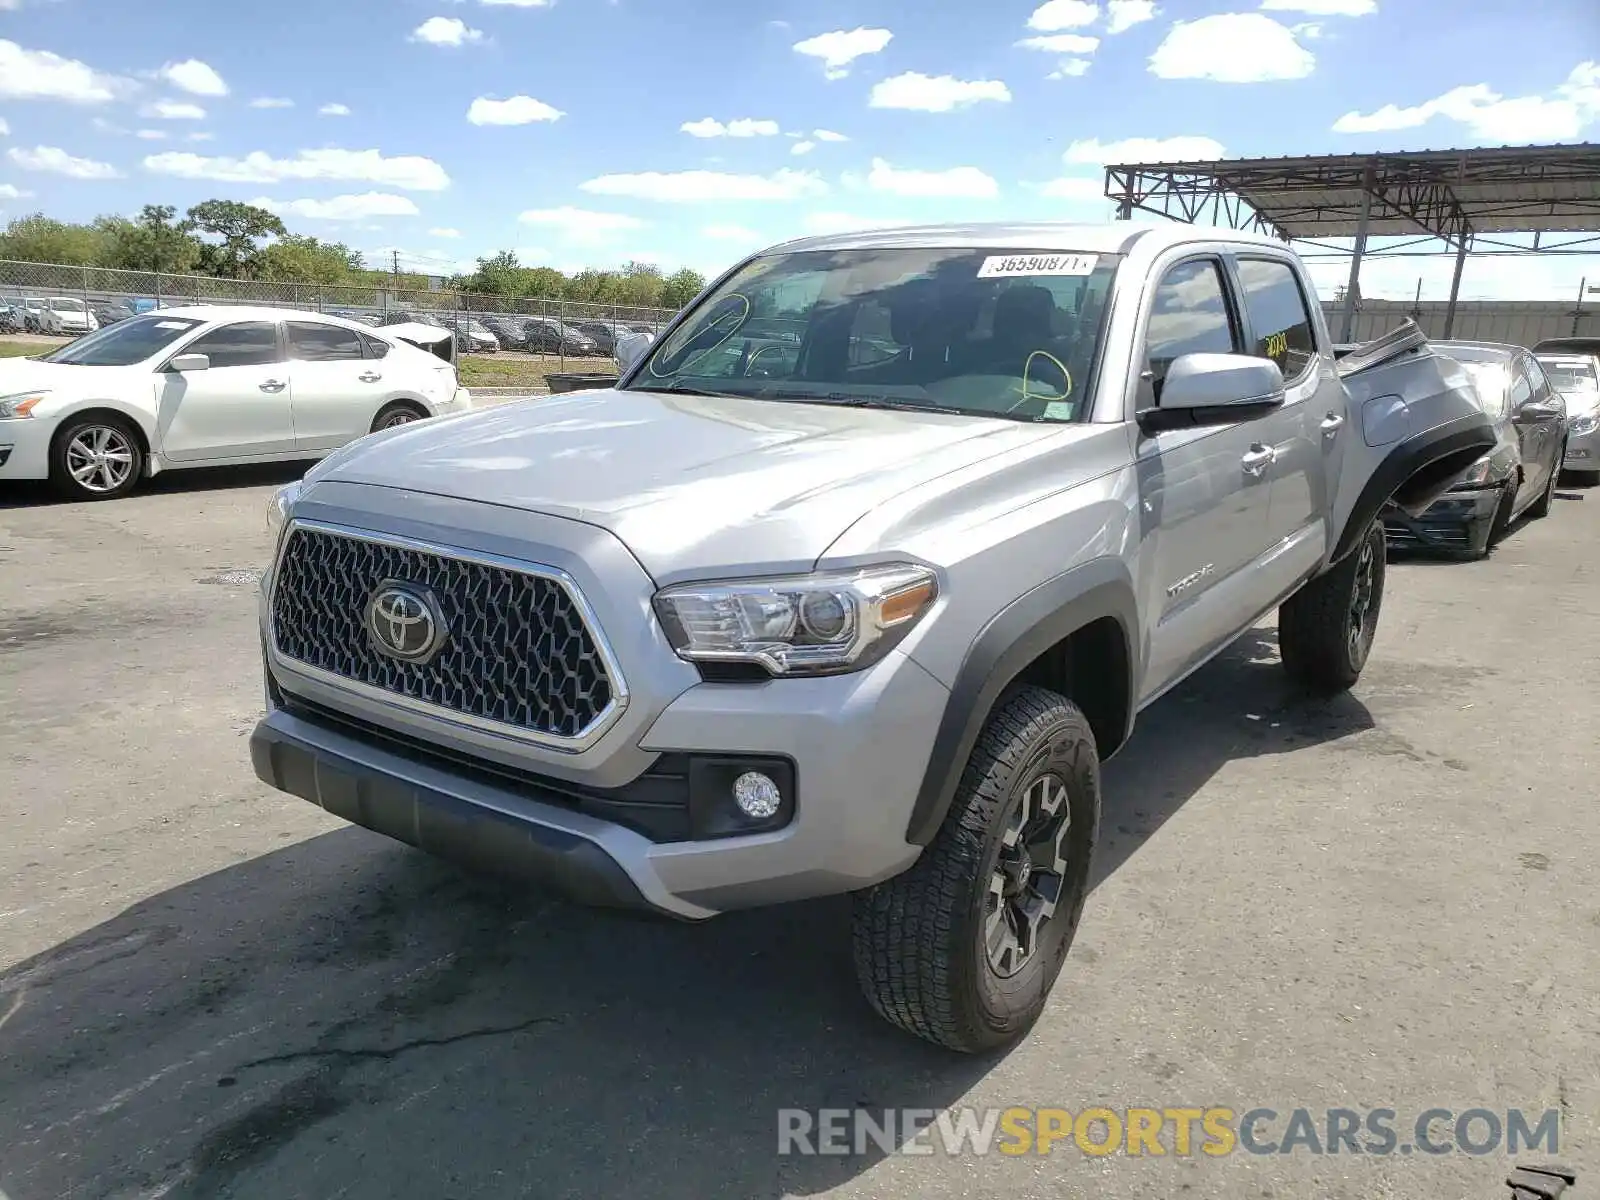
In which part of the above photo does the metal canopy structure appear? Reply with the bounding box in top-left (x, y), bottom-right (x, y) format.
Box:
top-left (1104, 143), bottom-right (1600, 341)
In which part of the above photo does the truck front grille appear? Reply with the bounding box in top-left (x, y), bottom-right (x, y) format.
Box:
top-left (270, 523), bottom-right (617, 743)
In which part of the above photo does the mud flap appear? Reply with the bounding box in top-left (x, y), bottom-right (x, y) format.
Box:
top-left (1327, 323), bottom-right (1497, 564)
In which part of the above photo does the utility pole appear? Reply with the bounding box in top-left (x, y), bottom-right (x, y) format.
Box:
top-left (392, 250), bottom-right (401, 288)
top-left (1574, 276), bottom-right (1589, 337)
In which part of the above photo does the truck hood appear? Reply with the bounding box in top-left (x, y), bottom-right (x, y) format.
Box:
top-left (307, 386), bottom-right (1055, 580)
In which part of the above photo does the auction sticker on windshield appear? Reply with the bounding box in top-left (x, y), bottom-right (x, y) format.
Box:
top-left (977, 254), bottom-right (1098, 279)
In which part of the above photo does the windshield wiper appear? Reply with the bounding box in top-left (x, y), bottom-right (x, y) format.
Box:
top-left (630, 379), bottom-right (753, 399)
top-left (751, 389), bottom-right (1048, 422)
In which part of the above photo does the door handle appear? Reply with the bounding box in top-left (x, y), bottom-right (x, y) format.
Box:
top-left (359, 372), bottom-right (382, 383)
top-left (259, 379), bottom-right (286, 393)
top-left (1320, 413), bottom-right (1345, 437)
top-left (1241, 444), bottom-right (1277, 477)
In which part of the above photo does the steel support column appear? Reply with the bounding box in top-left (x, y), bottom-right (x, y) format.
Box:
top-left (1338, 173), bottom-right (1373, 343)
top-left (1442, 235), bottom-right (1470, 338)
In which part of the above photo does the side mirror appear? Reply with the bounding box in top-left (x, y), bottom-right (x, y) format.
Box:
top-left (615, 330), bottom-right (655, 374)
top-left (168, 353), bottom-right (210, 372)
top-left (1139, 353), bottom-right (1286, 435)
top-left (1514, 397), bottom-right (1564, 423)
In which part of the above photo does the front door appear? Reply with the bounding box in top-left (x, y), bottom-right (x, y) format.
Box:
top-left (1134, 256), bottom-right (1276, 701)
top-left (284, 320), bottom-right (382, 451)
top-left (1228, 254), bottom-right (1340, 595)
top-left (1513, 354), bottom-right (1563, 499)
top-left (155, 320), bottom-right (295, 461)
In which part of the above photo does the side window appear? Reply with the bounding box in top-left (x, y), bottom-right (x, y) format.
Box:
top-left (1509, 359), bottom-right (1533, 408)
top-left (1521, 355), bottom-right (1549, 397)
top-left (1144, 259), bottom-right (1238, 396)
top-left (1235, 258), bottom-right (1317, 379)
top-left (359, 333), bottom-right (390, 359)
top-left (182, 322), bottom-right (281, 369)
top-left (286, 321), bottom-right (364, 362)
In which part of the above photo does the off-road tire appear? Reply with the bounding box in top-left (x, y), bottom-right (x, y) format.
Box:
top-left (1279, 518), bottom-right (1386, 694)
top-left (851, 686), bottom-right (1100, 1053)
top-left (1526, 453), bottom-right (1562, 520)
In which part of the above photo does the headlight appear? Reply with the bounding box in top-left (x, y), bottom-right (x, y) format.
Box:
top-left (0, 391), bottom-right (47, 419)
top-left (266, 480), bottom-right (302, 535)
top-left (1454, 453), bottom-right (1495, 487)
top-left (653, 563), bottom-right (938, 677)
top-left (1571, 414), bottom-right (1598, 436)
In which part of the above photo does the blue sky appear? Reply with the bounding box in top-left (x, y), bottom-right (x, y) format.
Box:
top-left (1, 0), bottom-right (1597, 300)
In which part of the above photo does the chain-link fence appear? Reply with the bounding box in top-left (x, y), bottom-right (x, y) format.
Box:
top-left (0, 258), bottom-right (678, 333)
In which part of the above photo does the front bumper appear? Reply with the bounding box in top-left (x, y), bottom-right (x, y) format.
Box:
top-left (1382, 483), bottom-right (1503, 555)
top-left (0, 417), bottom-right (54, 481)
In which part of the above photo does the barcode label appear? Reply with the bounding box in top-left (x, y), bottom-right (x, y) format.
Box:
top-left (976, 254), bottom-right (1098, 279)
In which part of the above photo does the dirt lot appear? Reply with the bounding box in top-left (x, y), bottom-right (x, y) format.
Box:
top-left (0, 464), bottom-right (1596, 1200)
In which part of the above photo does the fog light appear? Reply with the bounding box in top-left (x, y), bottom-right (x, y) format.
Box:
top-left (732, 771), bottom-right (782, 820)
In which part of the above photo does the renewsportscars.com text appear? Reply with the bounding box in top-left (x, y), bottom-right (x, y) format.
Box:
top-left (777, 1106), bottom-right (1561, 1158)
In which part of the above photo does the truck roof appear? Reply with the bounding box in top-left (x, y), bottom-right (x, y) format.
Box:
top-left (763, 220), bottom-right (1297, 257)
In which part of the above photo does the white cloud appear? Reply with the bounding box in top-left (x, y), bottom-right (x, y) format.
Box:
top-left (869, 72), bottom-right (1012, 112)
top-left (143, 147), bottom-right (451, 190)
top-left (813, 129), bottom-right (849, 142)
top-left (142, 100), bottom-right (206, 120)
top-left (1149, 14), bottom-right (1315, 82)
top-left (703, 223), bottom-right (762, 241)
top-left (867, 157), bottom-right (999, 198)
top-left (467, 94), bottom-right (564, 124)
top-left (250, 97), bottom-right (294, 109)
top-left (1332, 62), bottom-right (1600, 142)
top-left (1027, 0), bottom-right (1099, 31)
top-left (159, 59), bottom-right (227, 97)
top-left (480, 0), bottom-right (551, 5)
top-left (1260, 0), bottom-right (1374, 13)
top-left (254, 192), bottom-right (421, 220)
top-left (792, 140), bottom-right (816, 156)
top-left (792, 27), bottom-right (893, 80)
top-left (580, 168), bottom-right (828, 203)
top-left (1018, 34), bottom-right (1101, 53)
top-left (0, 41), bottom-right (130, 104)
top-left (187, 131), bottom-right (214, 142)
top-left (135, 129), bottom-right (167, 140)
top-left (0, 184), bottom-right (32, 199)
top-left (0, 117), bottom-right (10, 135)
top-left (1106, 0), bottom-right (1158, 32)
top-left (8, 144), bottom-right (120, 179)
top-left (319, 103), bottom-right (351, 116)
top-left (412, 16), bottom-right (484, 46)
top-left (1064, 134), bottom-right (1226, 164)
top-left (1049, 59), bottom-right (1094, 79)
top-left (429, 227), bottom-right (462, 238)
top-left (1293, 22), bottom-right (1326, 39)
top-left (801, 211), bottom-right (915, 235)
top-left (518, 205), bottom-right (646, 241)
top-left (680, 117), bottom-right (780, 138)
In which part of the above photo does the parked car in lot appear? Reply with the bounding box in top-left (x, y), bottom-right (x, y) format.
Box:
top-left (19, 298), bottom-right (49, 333)
top-left (39, 297), bottom-right (98, 337)
top-left (522, 316), bottom-right (598, 356)
top-left (0, 297), bottom-right (21, 334)
top-left (442, 316), bottom-right (499, 355)
top-left (481, 316), bottom-right (529, 350)
top-left (0, 305), bottom-right (472, 501)
top-left (571, 320), bottom-right (620, 356)
top-left (251, 222), bottom-right (1494, 1053)
top-left (1383, 340), bottom-right (1567, 557)
top-left (1533, 340), bottom-right (1600, 484)
top-left (92, 301), bottom-right (137, 329)
top-left (380, 309), bottom-right (447, 330)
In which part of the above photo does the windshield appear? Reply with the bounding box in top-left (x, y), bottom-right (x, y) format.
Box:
top-left (626, 247), bottom-right (1117, 422)
top-left (40, 314), bottom-right (202, 366)
top-left (50, 298), bottom-right (85, 312)
top-left (1536, 357), bottom-right (1598, 396)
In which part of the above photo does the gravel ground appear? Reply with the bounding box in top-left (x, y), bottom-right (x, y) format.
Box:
top-left (0, 465), bottom-right (1596, 1200)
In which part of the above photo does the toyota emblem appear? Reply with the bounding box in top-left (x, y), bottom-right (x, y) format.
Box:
top-left (365, 581), bottom-right (448, 664)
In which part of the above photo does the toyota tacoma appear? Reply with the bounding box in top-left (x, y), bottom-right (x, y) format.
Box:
top-left (251, 223), bottom-right (1494, 1052)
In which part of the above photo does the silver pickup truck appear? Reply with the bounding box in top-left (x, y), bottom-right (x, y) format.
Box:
top-left (251, 222), bottom-right (1494, 1052)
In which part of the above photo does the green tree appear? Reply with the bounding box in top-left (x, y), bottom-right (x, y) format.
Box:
top-left (184, 199), bottom-right (287, 278)
top-left (0, 213), bottom-right (106, 265)
top-left (258, 234), bottom-right (364, 284)
top-left (659, 267), bottom-right (706, 310)
top-left (95, 205), bottom-right (201, 273)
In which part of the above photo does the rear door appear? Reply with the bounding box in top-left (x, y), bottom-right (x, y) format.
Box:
top-left (1134, 255), bottom-right (1277, 700)
top-left (284, 320), bottom-right (382, 451)
top-left (1514, 354), bottom-right (1563, 496)
top-left (154, 320), bottom-right (294, 461)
